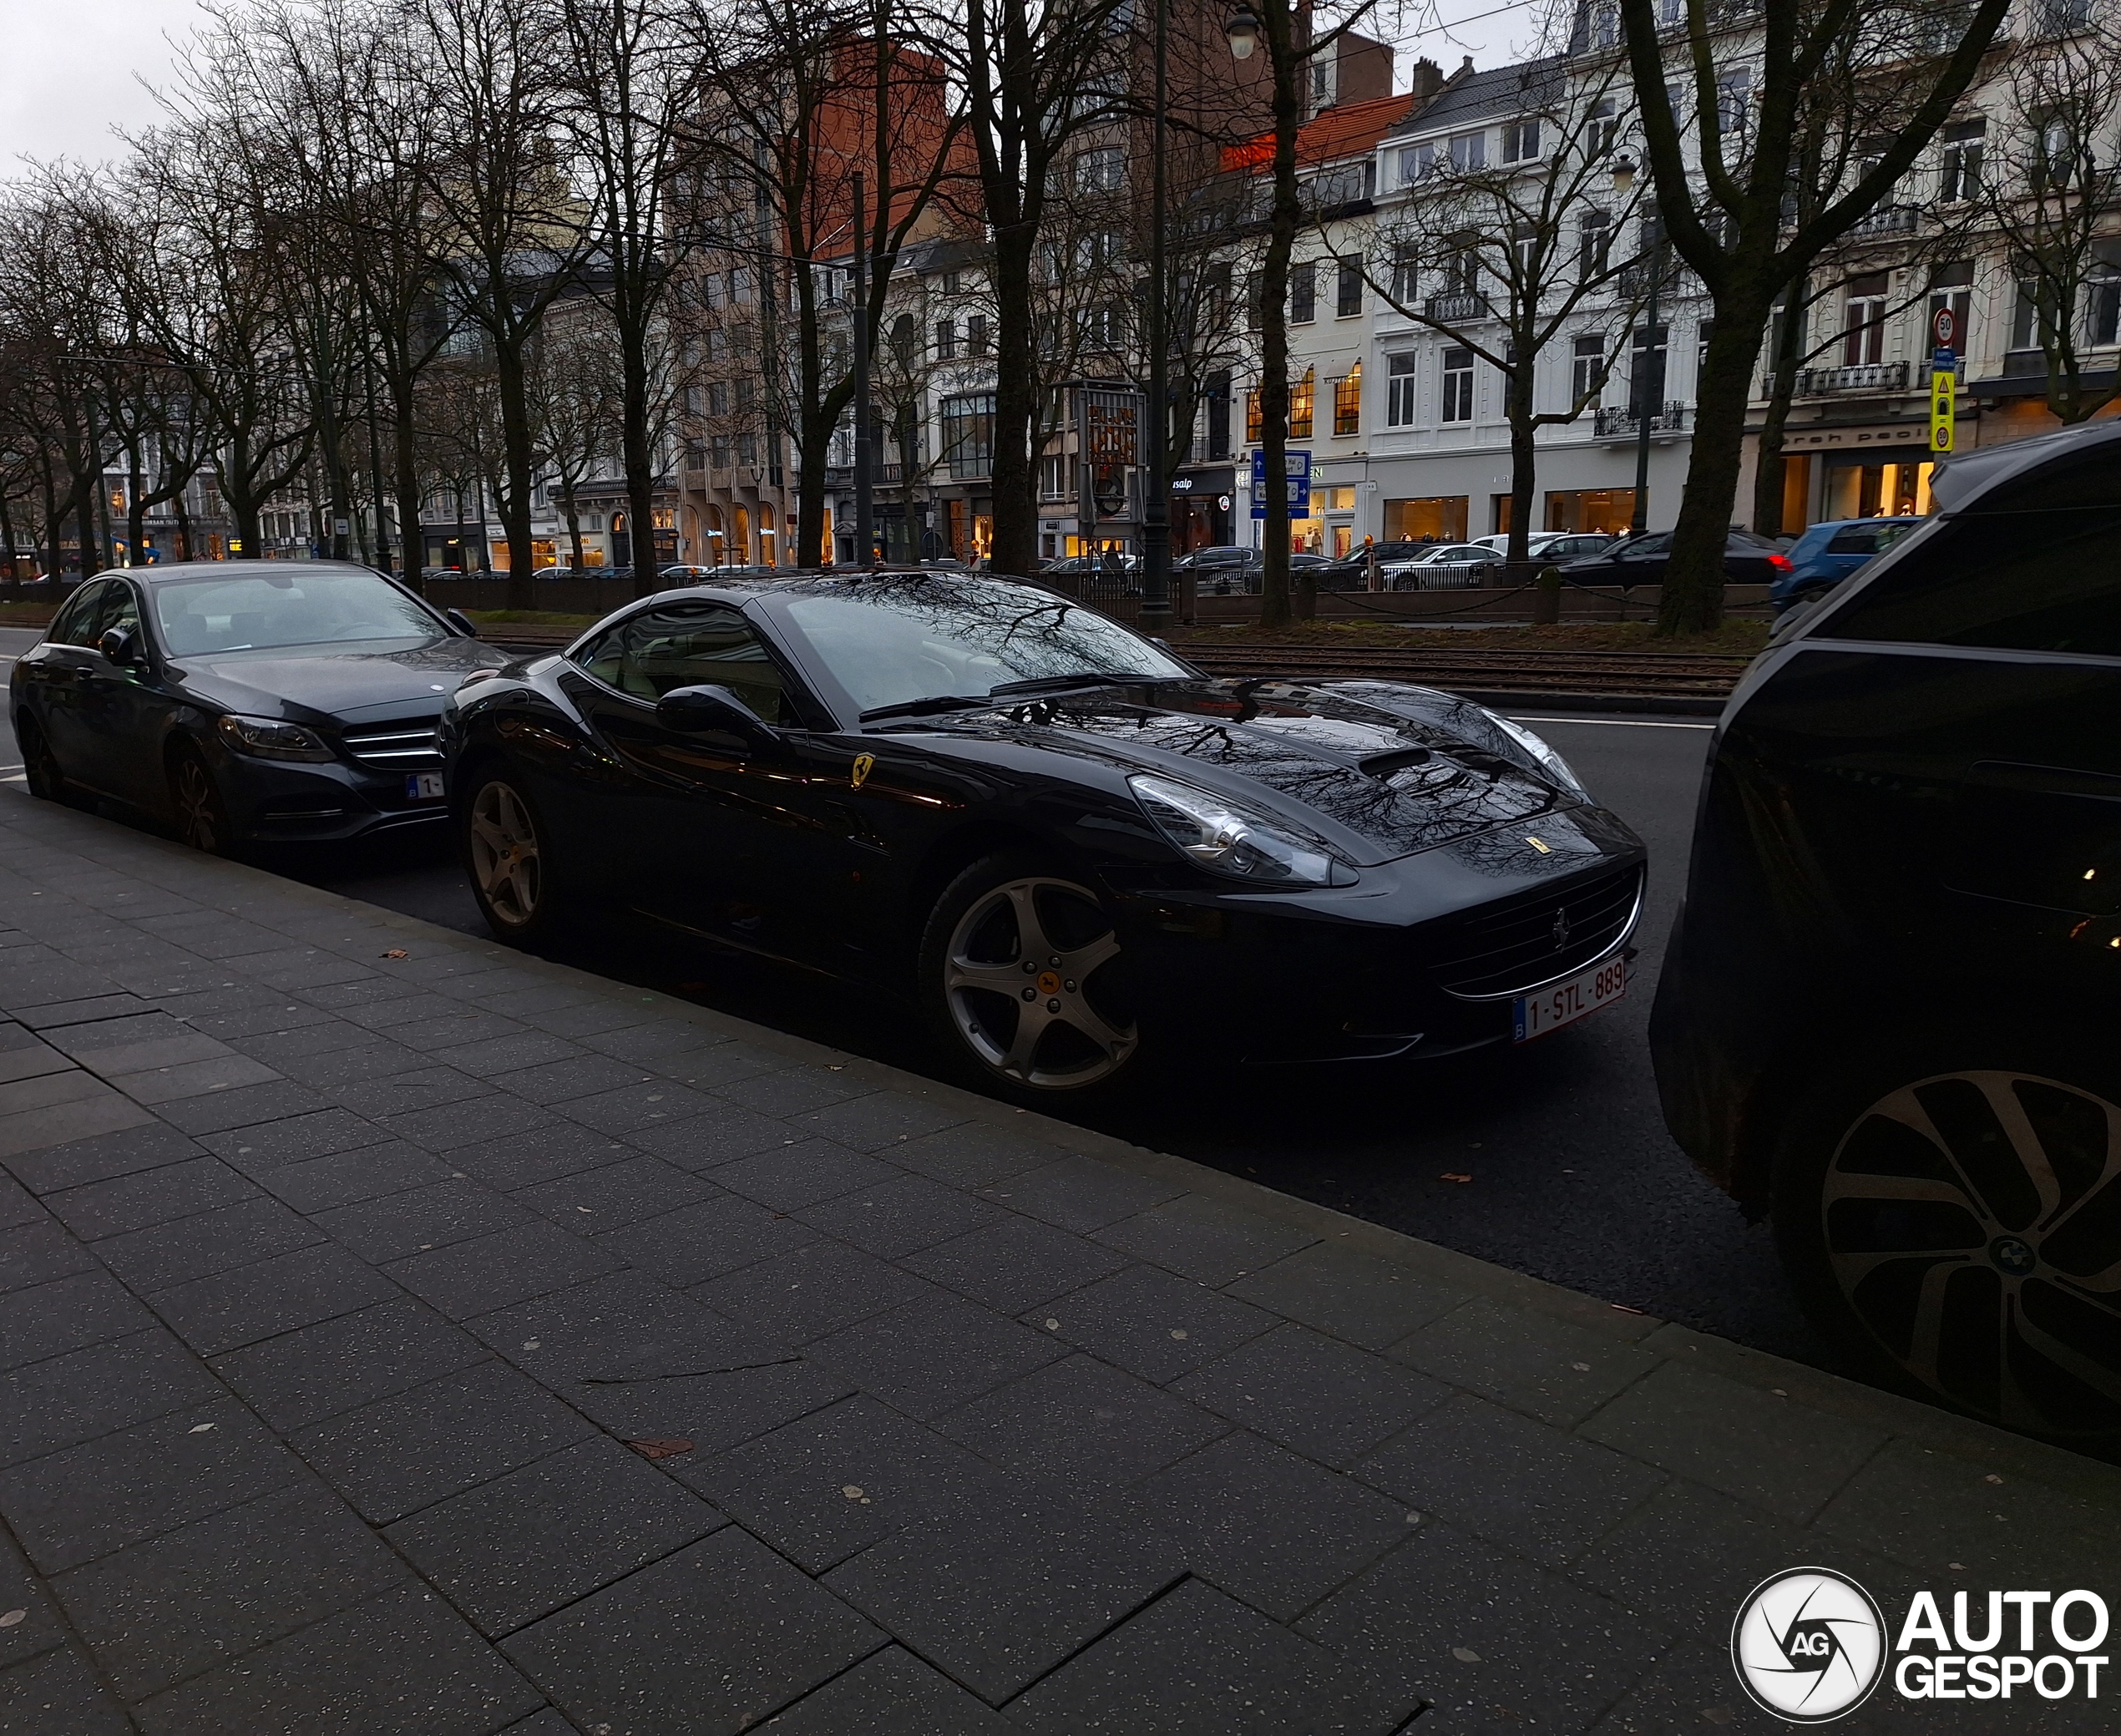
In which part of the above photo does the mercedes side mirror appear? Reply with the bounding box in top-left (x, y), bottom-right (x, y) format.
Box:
top-left (98, 625), bottom-right (140, 667)
top-left (656, 684), bottom-right (778, 752)
top-left (445, 608), bottom-right (479, 637)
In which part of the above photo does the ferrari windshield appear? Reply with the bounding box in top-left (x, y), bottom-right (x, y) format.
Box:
top-left (153, 568), bottom-right (444, 655)
top-left (779, 576), bottom-right (1192, 715)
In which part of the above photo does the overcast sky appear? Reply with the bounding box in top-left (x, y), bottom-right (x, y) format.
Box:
top-left (3, 0), bottom-right (1531, 170)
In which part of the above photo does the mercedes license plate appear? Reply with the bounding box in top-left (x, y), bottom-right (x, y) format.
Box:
top-left (404, 773), bottom-right (446, 802)
top-left (1513, 954), bottom-right (1626, 1042)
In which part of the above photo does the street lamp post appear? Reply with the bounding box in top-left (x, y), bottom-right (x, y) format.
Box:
top-left (1138, 0), bottom-right (1172, 630)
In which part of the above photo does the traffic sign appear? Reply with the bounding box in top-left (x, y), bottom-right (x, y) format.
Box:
top-left (1929, 368), bottom-right (1956, 454)
top-left (1932, 306), bottom-right (1956, 349)
top-left (1931, 347), bottom-right (1956, 374)
top-left (1250, 448), bottom-right (1312, 519)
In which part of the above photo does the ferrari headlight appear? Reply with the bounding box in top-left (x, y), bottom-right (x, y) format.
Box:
top-left (215, 714), bottom-right (335, 762)
top-left (1129, 774), bottom-right (1351, 887)
top-left (1486, 713), bottom-right (1587, 798)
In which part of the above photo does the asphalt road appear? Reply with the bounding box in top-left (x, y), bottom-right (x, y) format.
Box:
top-left (0, 629), bottom-right (1821, 1366)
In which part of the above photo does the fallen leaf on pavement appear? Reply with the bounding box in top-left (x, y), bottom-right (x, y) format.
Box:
top-left (623, 1438), bottom-right (695, 1460)
top-left (381, 949), bottom-right (409, 959)
top-left (1610, 1302), bottom-right (1648, 1315)
top-left (0, 1610), bottom-right (26, 1628)
top-left (1451, 1647), bottom-right (1481, 1663)
top-left (1439, 1172), bottom-right (1473, 1184)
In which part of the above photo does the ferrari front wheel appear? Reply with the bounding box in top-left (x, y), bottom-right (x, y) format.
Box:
top-left (919, 853), bottom-right (1142, 1104)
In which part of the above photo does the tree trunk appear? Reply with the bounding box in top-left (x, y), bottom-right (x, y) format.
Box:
top-left (1658, 291), bottom-right (1773, 635)
top-left (493, 338), bottom-right (539, 610)
top-left (0, 488), bottom-right (17, 582)
top-left (988, 219), bottom-right (1039, 577)
top-left (563, 488), bottom-right (586, 573)
top-left (126, 445), bottom-right (146, 567)
top-left (1751, 281), bottom-right (1805, 537)
top-left (173, 491), bottom-right (193, 561)
top-left (392, 389), bottom-right (424, 595)
top-left (1506, 401), bottom-right (1538, 566)
top-left (1256, 0), bottom-right (1302, 629)
top-left (622, 342), bottom-right (661, 600)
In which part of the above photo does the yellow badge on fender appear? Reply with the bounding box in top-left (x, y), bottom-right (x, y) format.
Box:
top-left (1526, 836), bottom-right (1552, 853)
top-left (850, 753), bottom-right (876, 789)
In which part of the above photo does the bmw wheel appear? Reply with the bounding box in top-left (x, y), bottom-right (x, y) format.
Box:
top-left (463, 773), bottom-right (569, 944)
top-left (1774, 1043), bottom-right (2121, 1451)
top-left (920, 854), bottom-right (1141, 1103)
top-left (169, 743), bottom-right (234, 854)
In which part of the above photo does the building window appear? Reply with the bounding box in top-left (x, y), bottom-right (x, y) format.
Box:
top-left (1246, 388), bottom-right (1263, 443)
top-left (1289, 369), bottom-right (1314, 438)
top-left (1386, 353), bottom-right (1419, 426)
top-left (736, 432), bottom-right (757, 466)
top-left (1577, 210), bottom-right (1612, 282)
top-left (706, 381), bottom-right (729, 417)
top-left (1571, 335), bottom-right (1606, 412)
top-left (1076, 147), bottom-right (1124, 192)
top-left (1290, 261), bottom-right (1316, 323)
top-left (711, 437), bottom-right (732, 468)
top-left (1400, 143), bottom-right (1435, 184)
top-left (967, 314), bottom-right (990, 356)
top-left (1591, 3), bottom-right (1618, 48)
top-left (1450, 134), bottom-right (1485, 172)
top-left (1714, 65), bottom-right (1751, 136)
top-left (1940, 119), bottom-right (1983, 201)
top-left (1630, 321), bottom-right (1668, 412)
top-left (1336, 258), bottom-right (1363, 316)
top-left (734, 377), bottom-right (757, 410)
top-left (1588, 98), bottom-right (1617, 157)
top-left (942, 271), bottom-right (962, 293)
top-left (1333, 363), bottom-right (1361, 436)
top-left (1502, 119), bottom-right (1541, 162)
top-left (935, 319), bottom-right (957, 359)
top-left (1440, 347), bottom-right (1475, 423)
top-left (942, 392), bottom-right (995, 478)
top-left (1842, 274), bottom-right (1889, 365)
top-left (1038, 453), bottom-right (1070, 499)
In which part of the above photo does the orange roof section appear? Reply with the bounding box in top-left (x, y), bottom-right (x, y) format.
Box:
top-left (1220, 92), bottom-right (1416, 173)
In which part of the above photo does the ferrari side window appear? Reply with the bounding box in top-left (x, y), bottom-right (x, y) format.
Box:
top-left (618, 606), bottom-right (787, 723)
top-left (570, 625), bottom-right (627, 689)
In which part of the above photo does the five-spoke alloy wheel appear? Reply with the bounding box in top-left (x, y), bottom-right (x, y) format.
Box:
top-left (169, 744), bottom-right (231, 854)
top-left (1779, 1059), bottom-right (2121, 1450)
top-left (463, 776), bottom-right (557, 941)
top-left (923, 857), bottom-right (1140, 1100)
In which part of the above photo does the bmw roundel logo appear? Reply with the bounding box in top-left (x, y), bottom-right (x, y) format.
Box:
top-left (1731, 1567), bottom-right (1887, 1723)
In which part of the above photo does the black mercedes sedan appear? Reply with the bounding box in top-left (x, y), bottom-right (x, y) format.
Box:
top-left (1651, 418), bottom-right (2121, 1453)
top-left (10, 561), bottom-right (509, 852)
top-left (443, 571), bottom-right (1644, 1103)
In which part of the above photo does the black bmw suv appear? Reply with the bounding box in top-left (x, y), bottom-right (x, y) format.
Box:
top-left (1651, 419), bottom-right (2121, 1453)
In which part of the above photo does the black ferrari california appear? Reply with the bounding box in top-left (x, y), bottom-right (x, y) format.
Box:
top-left (443, 572), bottom-right (1646, 1101)
top-left (10, 561), bottom-right (509, 852)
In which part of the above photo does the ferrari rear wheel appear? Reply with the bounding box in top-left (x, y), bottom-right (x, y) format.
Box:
top-left (921, 854), bottom-right (1141, 1101)
top-left (1773, 1034), bottom-right (2121, 1453)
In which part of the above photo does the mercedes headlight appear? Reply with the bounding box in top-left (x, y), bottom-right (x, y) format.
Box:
top-left (1486, 713), bottom-right (1587, 799)
top-left (215, 714), bottom-right (335, 762)
top-left (1129, 774), bottom-right (1353, 887)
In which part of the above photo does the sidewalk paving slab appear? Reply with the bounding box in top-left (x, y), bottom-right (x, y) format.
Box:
top-left (0, 789), bottom-right (2118, 1735)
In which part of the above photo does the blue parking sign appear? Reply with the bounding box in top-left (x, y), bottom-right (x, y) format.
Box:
top-left (1250, 449), bottom-right (1311, 518)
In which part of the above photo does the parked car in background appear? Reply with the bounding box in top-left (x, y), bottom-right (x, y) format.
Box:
top-left (1652, 418), bottom-right (2121, 1454)
top-left (1770, 517), bottom-right (1924, 612)
top-left (1471, 532), bottom-right (1616, 562)
top-left (11, 561), bottom-right (506, 853)
top-left (1381, 544), bottom-right (1507, 590)
top-left (1557, 529), bottom-right (1792, 586)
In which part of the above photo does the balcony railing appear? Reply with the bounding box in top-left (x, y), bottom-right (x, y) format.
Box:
top-left (1794, 360), bottom-right (1909, 396)
top-left (1843, 204), bottom-right (1920, 239)
top-left (1592, 402), bottom-right (1688, 438)
top-left (1423, 291), bottom-right (1490, 321)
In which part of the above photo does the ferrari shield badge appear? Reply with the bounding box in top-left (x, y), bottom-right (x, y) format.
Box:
top-left (851, 753), bottom-right (876, 789)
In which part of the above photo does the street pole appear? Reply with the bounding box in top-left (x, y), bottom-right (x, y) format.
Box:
top-left (850, 170), bottom-right (875, 566)
top-left (1631, 251), bottom-right (1659, 535)
top-left (1138, 0), bottom-right (1172, 629)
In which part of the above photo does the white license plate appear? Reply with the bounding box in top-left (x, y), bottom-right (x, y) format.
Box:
top-left (1513, 954), bottom-right (1627, 1041)
top-left (405, 773), bottom-right (446, 802)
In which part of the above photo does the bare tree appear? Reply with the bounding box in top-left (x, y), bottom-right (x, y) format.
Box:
top-left (1614, 0), bottom-right (2010, 632)
top-left (1974, 18), bottom-right (2121, 425)
top-left (529, 299), bottom-right (626, 571)
top-left (1354, 53), bottom-right (1650, 567)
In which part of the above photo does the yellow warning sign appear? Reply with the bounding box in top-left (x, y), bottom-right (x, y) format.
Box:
top-left (1930, 369), bottom-right (1956, 454)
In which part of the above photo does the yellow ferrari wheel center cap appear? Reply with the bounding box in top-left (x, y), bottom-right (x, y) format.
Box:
top-left (1035, 970), bottom-right (1062, 996)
